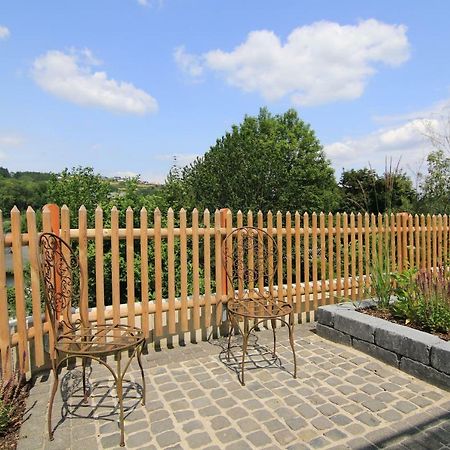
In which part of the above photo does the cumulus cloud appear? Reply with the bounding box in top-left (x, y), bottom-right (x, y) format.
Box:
top-left (175, 19), bottom-right (410, 106)
top-left (0, 26), bottom-right (10, 40)
top-left (32, 49), bottom-right (158, 115)
top-left (324, 118), bottom-right (440, 173)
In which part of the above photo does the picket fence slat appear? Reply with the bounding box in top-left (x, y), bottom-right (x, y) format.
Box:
top-left (0, 211), bottom-right (11, 376)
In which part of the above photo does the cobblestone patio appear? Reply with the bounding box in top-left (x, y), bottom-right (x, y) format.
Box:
top-left (18, 322), bottom-right (450, 450)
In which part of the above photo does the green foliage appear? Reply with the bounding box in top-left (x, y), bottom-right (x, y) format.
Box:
top-left (369, 243), bottom-right (393, 309)
top-left (339, 167), bottom-right (415, 214)
top-left (165, 108), bottom-right (340, 213)
top-left (391, 268), bottom-right (450, 333)
top-left (47, 166), bottom-right (112, 218)
top-left (0, 360), bottom-right (27, 437)
top-left (418, 149), bottom-right (450, 215)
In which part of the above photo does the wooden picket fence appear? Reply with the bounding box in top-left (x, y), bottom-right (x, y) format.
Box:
top-left (1, 205), bottom-right (449, 376)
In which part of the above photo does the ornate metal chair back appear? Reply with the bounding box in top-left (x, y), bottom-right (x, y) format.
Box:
top-left (222, 227), bottom-right (278, 303)
top-left (39, 233), bottom-right (83, 340)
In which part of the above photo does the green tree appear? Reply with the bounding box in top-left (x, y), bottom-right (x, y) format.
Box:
top-left (47, 166), bottom-right (112, 215)
top-left (418, 149), bottom-right (450, 214)
top-left (339, 167), bottom-right (415, 214)
top-left (165, 108), bottom-right (340, 213)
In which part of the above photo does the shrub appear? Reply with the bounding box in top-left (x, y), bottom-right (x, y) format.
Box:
top-left (391, 267), bottom-right (450, 333)
top-left (0, 358), bottom-right (28, 440)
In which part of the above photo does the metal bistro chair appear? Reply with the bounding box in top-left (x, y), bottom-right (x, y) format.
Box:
top-left (39, 233), bottom-right (146, 447)
top-left (222, 226), bottom-right (297, 385)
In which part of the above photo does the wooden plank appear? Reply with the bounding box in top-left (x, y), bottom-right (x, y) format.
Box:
top-left (295, 212), bottom-right (301, 313)
top-left (328, 212), bottom-right (334, 304)
top-left (312, 212), bottom-right (318, 310)
top-left (236, 211), bottom-right (243, 298)
top-left (226, 209), bottom-right (233, 298)
top-left (335, 213), bottom-right (342, 300)
top-left (179, 209), bottom-right (188, 332)
top-left (167, 208), bottom-right (176, 334)
top-left (267, 211), bottom-right (274, 298)
top-left (0, 211), bottom-right (11, 376)
top-left (42, 206), bottom-right (54, 358)
top-left (192, 208), bottom-right (200, 330)
top-left (154, 208), bottom-right (163, 336)
top-left (277, 211), bottom-right (283, 303)
top-left (415, 215), bottom-right (420, 270)
top-left (203, 209), bottom-right (211, 328)
top-left (350, 213), bottom-right (356, 301)
top-left (257, 210), bottom-right (265, 295)
top-left (343, 213), bottom-right (349, 300)
top-left (408, 214), bottom-right (414, 269)
top-left (111, 207), bottom-right (120, 329)
top-left (442, 214), bottom-right (448, 267)
top-left (390, 214), bottom-right (396, 273)
top-left (364, 213), bottom-right (370, 292)
top-left (371, 214), bottom-right (377, 295)
top-left (319, 213), bottom-right (326, 306)
top-left (60, 205), bottom-right (71, 327)
top-left (286, 212), bottom-right (293, 306)
top-left (78, 206), bottom-right (88, 326)
top-left (26, 207), bottom-right (44, 367)
top-left (303, 213), bottom-right (310, 313)
top-left (95, 206), bottom-right (105, 327)
top-left (140, 207), bottom-right (149, 338)
top-left (438, 215), bottom-right (443, 267)
top-left (427, 214), bottom-right (432, 272)
top-left (357, 213), bottom-right (363, 300)
top-left (126, 207), bottom-right (135, 328)
top-left (421, 215), bottom-right (426, 270)
top-left (11, 207), bottom-right (28, 372)
top-left (396, 213), bottom-right (402, 272)
top-left (402, 213), bottom-right (408, 268)
top-left (247, 211), bottom-right (256, 321)
top-left (214, 210), bottom-right (223, 325)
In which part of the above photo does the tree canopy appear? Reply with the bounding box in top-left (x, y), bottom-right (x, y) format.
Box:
top-left (165, 108), bottom-right (340, 213)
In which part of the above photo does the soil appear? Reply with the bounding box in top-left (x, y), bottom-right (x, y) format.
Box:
top-left (358, 306), bottom-right (450, 342)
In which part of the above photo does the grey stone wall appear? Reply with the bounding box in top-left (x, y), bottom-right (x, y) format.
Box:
top-left (316, 302), bottom-right (450, 391)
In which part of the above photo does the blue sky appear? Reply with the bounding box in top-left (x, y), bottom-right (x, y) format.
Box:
top-left (1, 0), bottom-right (450, 183)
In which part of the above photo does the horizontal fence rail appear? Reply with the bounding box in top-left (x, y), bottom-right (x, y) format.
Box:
top-left (1, 205), bottom-right (449, 375)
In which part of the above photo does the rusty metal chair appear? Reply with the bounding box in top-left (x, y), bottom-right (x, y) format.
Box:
top-left (222, 226), bottom-right (297, 385)
top-left (39, 233), bottom-right (146, 447)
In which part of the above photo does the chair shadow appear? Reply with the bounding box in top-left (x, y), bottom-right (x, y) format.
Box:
top-left (52, 367), bottom-right (143, 434)
top-left (211, 331), bottom-right (296, 383)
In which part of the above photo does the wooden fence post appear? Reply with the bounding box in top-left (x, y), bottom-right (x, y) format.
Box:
top-left (220, 208), bottom-right (228, 298)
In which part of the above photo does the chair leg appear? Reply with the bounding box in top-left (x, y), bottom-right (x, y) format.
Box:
top-left (240, 317), bottom-right (249, 386)
top-left (48, 359), bottom-right (59, 441)
top-left (82, 357), bottom-right (88, 403)
top-left (288, 318), bottom-right (297, 379)
top-left (116, 354), bottom-right (125, 447)
top-left (270, 318), bottom-right (277, 357)
top-left (137, 343), bottom-right (146, 406)
top-left (227, 312), bottom-right (233, 360)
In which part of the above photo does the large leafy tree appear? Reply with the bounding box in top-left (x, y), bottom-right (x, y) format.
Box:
top-left (339, 167), bottom-right (415, 214)
top-left (418, 149), bottom-right (450, 214)
top-left (165, 108), bottom-right (340, 213)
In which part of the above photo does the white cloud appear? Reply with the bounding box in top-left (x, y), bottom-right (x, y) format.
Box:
top-left (32, 49), bottom-right (158, 115)
top-left (0, 26), bottom-right (10, 40)
top-left (0, 135), bottom-right (24, 148)
top-left (137, 0), bottom-right (164, 7)
top-left (174, 46), bottom-right (204, 78)
top-left (324, 116), bottom-right (443, 173)
top-left (176, 19), bottom-right (410, 106)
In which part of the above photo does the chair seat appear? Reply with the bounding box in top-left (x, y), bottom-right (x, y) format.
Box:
top-left (55, 324), bottom-right (144, 356)
top-left (227, 297), bottom-right (292, 319)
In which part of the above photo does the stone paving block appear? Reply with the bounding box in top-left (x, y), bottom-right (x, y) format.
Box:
top-left (273, 429), bottom-right (296, 446)
top-left (316, 323), bottom-right (352, 346)
top-left (376, 322), bottom-right (441, 365)
top-left (333, 309), bottom-right (381, 343)
top-left (401, 357), bottom-right (450, 390)
top-left (247, 430), bottom-right (271, 447)
top-left (431, 341), bottom-right (450, 375)
top-left (210, 414), bottom-right (231, 430)
top-left (155, 430), bottom-right (180, 448)
top-left (355, 411), bottom-right (381, 427)
top-left (353, 337), bottom-right (399, 367)
top-left (186, 431), bottom-right (212, 449)
top-left (309, 436), bottom-right (329, 448)
top-left (217, 428), bottom-right (242, 444)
